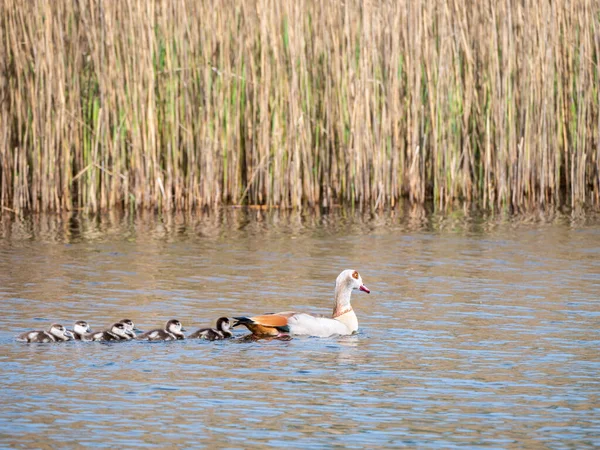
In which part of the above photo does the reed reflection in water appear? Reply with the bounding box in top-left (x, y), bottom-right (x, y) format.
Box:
top-left (1, 209), bottom-right (599, 448)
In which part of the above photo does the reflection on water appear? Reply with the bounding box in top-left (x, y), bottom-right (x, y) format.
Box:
top-left (1, 208), bottom-right (599, 448)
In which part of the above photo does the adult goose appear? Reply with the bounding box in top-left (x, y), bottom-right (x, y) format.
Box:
top-left (233, 269), bottom-right (370, 338)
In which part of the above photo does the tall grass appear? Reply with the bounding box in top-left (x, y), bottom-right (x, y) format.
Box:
top-left (0, 0), bottom-right (598, 213)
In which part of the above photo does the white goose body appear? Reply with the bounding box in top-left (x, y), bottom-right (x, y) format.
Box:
top-left (233, 269), bottom-right (370, 338)
top-left (286, 311), bottom-right (358, 337)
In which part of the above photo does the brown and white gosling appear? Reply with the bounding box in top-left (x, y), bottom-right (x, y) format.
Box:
top-left (85, 322), bottom-right (135, 342)
top-left (188, 317), bottom-right (233, 341)
top-left (136, 319), bottom-right (186, 341)
top-left (17, 324), bottom-right (74, 343)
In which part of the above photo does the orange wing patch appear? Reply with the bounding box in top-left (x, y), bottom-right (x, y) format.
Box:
top-left (250, 314), bottom-right (289, 327)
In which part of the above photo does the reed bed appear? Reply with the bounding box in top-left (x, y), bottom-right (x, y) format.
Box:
top-left (0, 0), bottom-right (598, 213)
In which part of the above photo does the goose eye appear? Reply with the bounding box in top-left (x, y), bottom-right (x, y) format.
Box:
top-left (352, 271), bottom-right (359, 279)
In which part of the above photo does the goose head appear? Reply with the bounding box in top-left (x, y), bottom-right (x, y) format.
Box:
top-left (49, 323), bottom-right (74, 340)
top-left (166, 319), bottom-right (185, 335)
top-left (216, 317), bottom-right (231, 332)
top-left (336, 269), bottom-right (370, 294)
top-left (110, 322), bottom-right (132, 339)
top-left (119, 319), bottom-right (139, 336)
top-left (73, 321), bottom-right (91, 335)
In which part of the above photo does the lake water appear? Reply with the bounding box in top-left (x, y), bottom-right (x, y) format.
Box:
top-left (1, 209), bottom-right (599, 448)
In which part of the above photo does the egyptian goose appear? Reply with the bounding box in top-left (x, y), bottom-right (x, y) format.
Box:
top-left (233, 269), bottom-right (370, 338)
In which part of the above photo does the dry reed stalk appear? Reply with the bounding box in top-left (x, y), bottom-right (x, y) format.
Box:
top-left (0, 0), bottom-right (598, 214)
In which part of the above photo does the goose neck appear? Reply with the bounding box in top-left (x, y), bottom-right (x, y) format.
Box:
top-left (332, 283), bottom-right (353, 317)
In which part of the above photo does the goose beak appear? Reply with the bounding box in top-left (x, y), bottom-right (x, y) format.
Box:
top-left (126, 330), bottom-right (135, 338)
top-left (180, 327), bottom-right (187, 332)
top-left (64, 330), bottom-right (75, 339)
top-left (359, 285), bottom-right (370, 294)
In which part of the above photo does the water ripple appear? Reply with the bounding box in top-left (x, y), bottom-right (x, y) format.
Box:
top-left (1, 216), bottom-right (599, 448)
